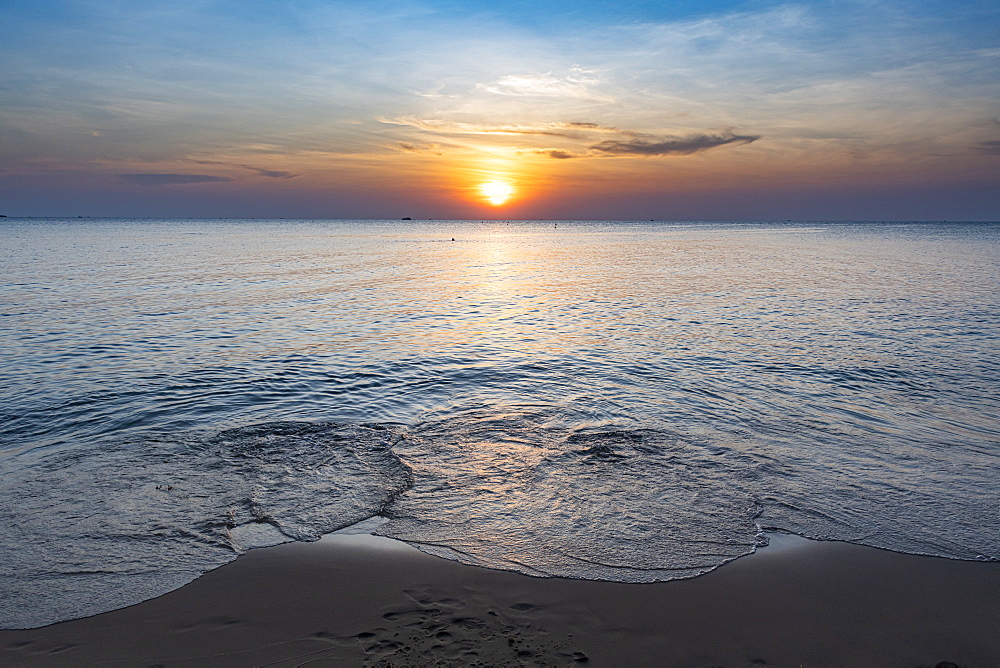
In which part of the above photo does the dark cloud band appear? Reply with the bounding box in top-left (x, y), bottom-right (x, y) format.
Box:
top-left (591, 132), bottom-right (760, 156)
top-left (121, 173), bottom-right (232, 186)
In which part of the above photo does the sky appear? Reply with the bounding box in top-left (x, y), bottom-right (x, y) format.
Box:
top-left (2, 0), bottom-right (998, 220)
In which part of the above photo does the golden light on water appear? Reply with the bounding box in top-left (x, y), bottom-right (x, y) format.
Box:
top-left (480, 181), bottom-right (514, 206)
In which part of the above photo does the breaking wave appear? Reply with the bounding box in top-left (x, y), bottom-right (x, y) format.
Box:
top-left (0, 422), bottom-right (410, 629)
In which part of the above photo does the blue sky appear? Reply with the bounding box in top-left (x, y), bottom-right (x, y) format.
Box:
top-left (2, 0), bottom-right (998, 219)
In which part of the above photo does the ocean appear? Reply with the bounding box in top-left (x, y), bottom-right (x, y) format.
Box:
top-left (1, 218), bottom-right (997, 629)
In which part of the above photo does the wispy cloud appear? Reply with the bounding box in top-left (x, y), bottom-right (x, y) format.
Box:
top-left (475, 68), bottom-right (613, 102)
top-left (974, 139), bottom-right (1000, 155)
top-left (380, 116), bottom-right (588, 137)
top-left (591, 131), bottom-right (760, 156)
top-left (248, 167), bottom-right (297, 179)
top-left (397, 141), bottom-right (445, 155)
top-left (191, 160), bottom-right (298, 179)
top-left (563, 122), bottom-right (622, 133)
top-left (527, 149), bottom-right (582, 159)
top-left (385, 115), bottom-right (759, 159)
top-left (120, 173), bottom-right (231, 186)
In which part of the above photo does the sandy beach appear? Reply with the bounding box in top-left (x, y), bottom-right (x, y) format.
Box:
top-left (1, 531), bottom-right (997, 667)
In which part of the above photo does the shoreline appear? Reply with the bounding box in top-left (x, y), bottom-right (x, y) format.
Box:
top-left (1, 531), bottom-right (998, 666)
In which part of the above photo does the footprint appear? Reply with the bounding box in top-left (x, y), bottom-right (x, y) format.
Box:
top-left (47, 644), bottom-right (78, 654)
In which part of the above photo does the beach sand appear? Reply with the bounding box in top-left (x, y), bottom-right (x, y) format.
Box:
top-left (1, 531), bottom-right (998, 667)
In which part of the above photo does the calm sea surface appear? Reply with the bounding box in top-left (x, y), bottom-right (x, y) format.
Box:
top-left (1, 218), bottom-right (998, 628)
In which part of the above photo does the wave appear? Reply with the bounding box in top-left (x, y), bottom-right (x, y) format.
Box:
top-left (1, 414), bottom-right (997, 629)
top-left (0, 422), bottom-right (410, 629)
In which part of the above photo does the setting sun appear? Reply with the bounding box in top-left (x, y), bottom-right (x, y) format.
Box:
top-left (480, 181), bottom-right (514, 206)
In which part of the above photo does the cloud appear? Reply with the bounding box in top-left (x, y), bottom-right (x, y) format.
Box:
top-left (191, 160), bottom-right (298, 179)
top-left (396, 141), bottom-right (445, 155)
top-left (974, 139), bottom-right (1000, 155)
top-left (526, 148), bottom-right (582, 159)
top-left (412, 85), bottom-right (457, 100)
top-left (542, 149), bottom-right (579, 159)
top-left (380, 116), bottom-right (574, 137)
top-left (244, 167), bottom-right (297, 179)
top-left (475, 68), bottom-right (613, 102)
top-left (120, 173), bottom-right (232, 186)
top-left (380, 117), bottom-right (624, 139)
top-left (563, 122), bottom-right (622, 133)
top-left (591, 131), bottom-right (760, 156)
top-left (384, 114), bottom-right (760, 160)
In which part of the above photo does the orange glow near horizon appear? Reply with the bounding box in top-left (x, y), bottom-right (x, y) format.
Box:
top-left (447, 154), bottom-right (558, 211)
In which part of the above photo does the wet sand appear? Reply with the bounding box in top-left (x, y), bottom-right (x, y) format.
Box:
top-left (1, 531), bottom-right (998, 666)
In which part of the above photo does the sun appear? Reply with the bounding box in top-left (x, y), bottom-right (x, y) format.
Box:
top-left (480, 181), bottom-right (514, 206)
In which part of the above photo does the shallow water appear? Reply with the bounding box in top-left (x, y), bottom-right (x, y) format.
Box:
top-left (1, 218), bottom-right (998, 628)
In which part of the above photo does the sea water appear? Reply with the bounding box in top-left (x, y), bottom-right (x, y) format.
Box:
top-left (1, 218), bottom-right (997, 628)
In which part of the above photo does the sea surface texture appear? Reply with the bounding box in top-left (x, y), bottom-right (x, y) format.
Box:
top-left (1, 219), bottom-right (997, 628)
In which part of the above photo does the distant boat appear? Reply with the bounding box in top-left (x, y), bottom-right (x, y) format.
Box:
top-left (402, 217), bottom-right (412, 220)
